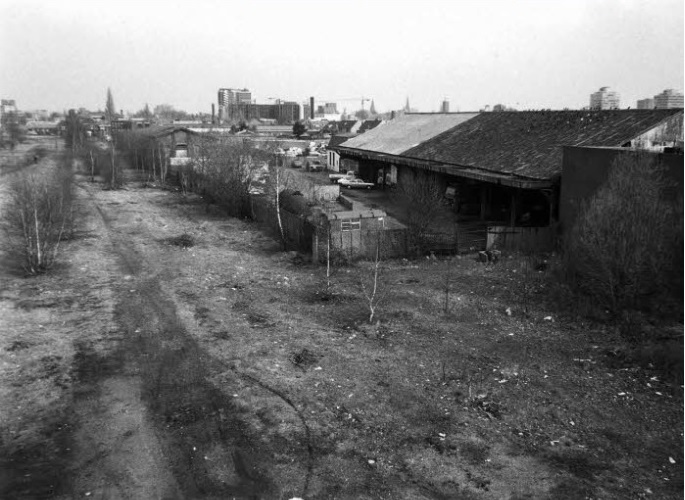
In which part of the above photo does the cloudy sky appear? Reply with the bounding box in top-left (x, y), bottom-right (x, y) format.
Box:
top-left (1, 0), bottom-right (683, 114)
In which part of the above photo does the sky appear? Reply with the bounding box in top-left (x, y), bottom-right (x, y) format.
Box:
top-left (1, 0), bottom-right (683, 115)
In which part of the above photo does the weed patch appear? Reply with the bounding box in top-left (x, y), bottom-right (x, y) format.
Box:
top-left (165, 233), bottom-right (196, 248)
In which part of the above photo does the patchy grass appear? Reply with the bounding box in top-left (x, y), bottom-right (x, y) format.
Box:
top-left (0, 171), bottom-right (120, 496)
top-left (164, 233), bottom-right (196, 248)
top-left (1, 170), bottom-right (682, 499)
top-left (102, 185), bottom-right (680, 499)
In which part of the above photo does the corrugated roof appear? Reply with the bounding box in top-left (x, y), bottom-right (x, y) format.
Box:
top-left (339, 113), bottom-right (479, 155)
top-left (404, 109), bottom-right (683, 180)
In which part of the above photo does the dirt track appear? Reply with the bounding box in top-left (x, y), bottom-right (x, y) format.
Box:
top-left (64, 182), bottom-right (276, 499)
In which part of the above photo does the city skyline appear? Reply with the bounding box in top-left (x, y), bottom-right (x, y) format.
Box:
top-left (1, 0), bottom-right (683, 114)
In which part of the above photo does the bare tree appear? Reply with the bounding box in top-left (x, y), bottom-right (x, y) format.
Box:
top-left (193, 137), bottom-right (269, 217)
top-left (105, 88), bottom-right (116, 122)
top-left (358, 232), bottom-right (391, 323)
top-left (265, 163), bottom-right (293, 250)
top-left (565, 151), bottom-right (681, 312)
top-left (0, 111), bottom-right (25, 149)
top-left (64, 110), bottom-right (86, 152)
top-left (5, 161), bottom-right (75, 274)
top-left (104, 89), bottom-right (123, 189)
top-left (397, 173), bottom-right (445, 254)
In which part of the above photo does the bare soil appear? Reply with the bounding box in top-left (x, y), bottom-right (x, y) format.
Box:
top-left (0, 154), bottom-right (682, 499)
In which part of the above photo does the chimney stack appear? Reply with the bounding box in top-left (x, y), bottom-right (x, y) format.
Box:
top-left (310, 97), bottom-right (315, 119)
top-left (211, 103), bottom-right (215, 124)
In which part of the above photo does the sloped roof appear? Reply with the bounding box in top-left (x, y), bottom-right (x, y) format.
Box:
top-left (358, 119), bottom-right (383, 134)
top-left (339, 113), bottom-right (478, 155)
top-left (336, 120), bottom-right (359, 133)
top-left (328, 133), bottom-right (356, 148)
top-left (136, 125), bottom-right (198, 139)
top-left (404, 109), bottom-right (683, 180)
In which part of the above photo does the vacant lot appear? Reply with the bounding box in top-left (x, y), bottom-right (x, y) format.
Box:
top-left (0, 155), bottom-right (682, 499)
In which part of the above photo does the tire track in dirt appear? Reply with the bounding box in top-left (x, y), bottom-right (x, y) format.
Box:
top-left (68, 190), bottom-right (275, 498)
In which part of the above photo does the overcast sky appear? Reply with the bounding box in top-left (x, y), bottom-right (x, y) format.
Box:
top-left (1, 0), bottom-right (683, 115)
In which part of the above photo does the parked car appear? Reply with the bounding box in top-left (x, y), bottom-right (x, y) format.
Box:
top-left (308, 150), bottom-right (322, 157)
top-left (338, 178), bottom-right (374, 189)
top-left (306, 158), bottom-right (324, 171)
top-left (275, 148), bottom-right (285, 156)
top-left (292, 158), bottom-right (304, 168)
top-left (329, 170), bottom-right (357, 183)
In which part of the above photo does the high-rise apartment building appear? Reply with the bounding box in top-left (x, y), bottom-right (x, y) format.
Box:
top-left (653, 89), bottom-right (684, 109)
top-left (440, 98), bottom-right (450, 113)
top-left (590, 87), bottom-right (620, 110)
top-left (637, 98), bottom-right (655, 109)
top-left (218, 88), bottom-right (252, 107)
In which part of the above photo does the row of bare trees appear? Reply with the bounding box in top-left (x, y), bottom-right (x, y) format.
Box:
top-left (117, 131), bottom-right (169, 184)
top-left (3, 155), bottom-right (75, 274)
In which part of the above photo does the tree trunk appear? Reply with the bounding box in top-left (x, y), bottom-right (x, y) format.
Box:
top-left (326, 224), bottom-right (331, 292)
top-left (275, 171), bottom-right (286, 250)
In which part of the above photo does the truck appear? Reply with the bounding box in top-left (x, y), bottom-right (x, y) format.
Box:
top-left (328, 170), bottom-right (357, 184)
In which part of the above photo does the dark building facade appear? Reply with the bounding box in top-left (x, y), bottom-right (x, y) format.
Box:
top-left (224, 102), bottom-right (300, 124)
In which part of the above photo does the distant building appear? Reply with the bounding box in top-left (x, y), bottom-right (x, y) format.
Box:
top-left (224, 101), bottom-right (301, 125)
top-left (590, 87), bottom-right (620, 110)
top-left (218, 88), bottom-right (251, 107)
top-left (637, 98), bottom-right (655, 109)
top-left (440, 98), bottom-right (450, 113)
top-left (218, 88), bottom-right (252, 122)
top-left (653, 89), bottom-right (684, 109)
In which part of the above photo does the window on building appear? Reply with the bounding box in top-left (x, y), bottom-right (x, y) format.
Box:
top-left (341, 219), bottom-right (361, 231)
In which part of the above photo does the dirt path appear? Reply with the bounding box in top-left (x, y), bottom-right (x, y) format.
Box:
top-left (65, 182), bottom-right (274, 499)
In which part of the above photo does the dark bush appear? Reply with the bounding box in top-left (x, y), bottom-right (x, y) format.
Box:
top-left (563, 152), bottom-right (682, 314)
top-left (166, 233), bottom-right (196, 248)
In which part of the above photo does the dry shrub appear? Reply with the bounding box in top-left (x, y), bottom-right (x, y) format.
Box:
top-left (193, 138), bottom-right (272, 218)
top-left (100, 147), bottom-right (125, 189)
top-left (397, 173), bottom-right (445, 255)
top-left (4, 159), bottom-right (75, 274)
top-left (166, 233), bottom-right (196, 248)
top-left (563, 152), bottom-right (682, 313)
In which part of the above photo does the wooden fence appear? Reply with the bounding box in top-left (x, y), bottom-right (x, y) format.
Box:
top-left (250, 195), bottom-right (313, 252)
top-left (486, 226), bottom-right (555, 252)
